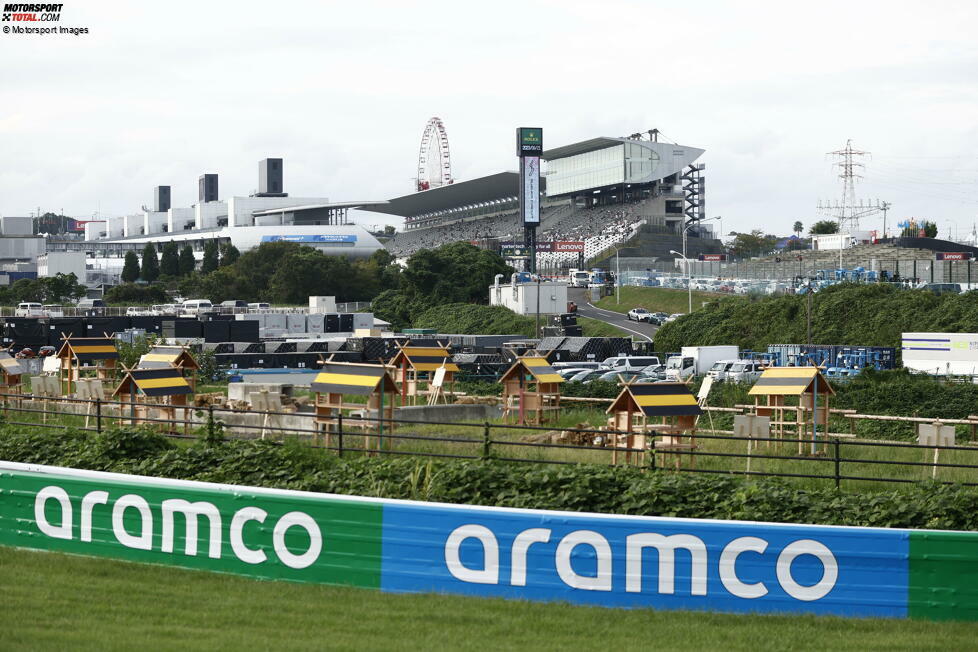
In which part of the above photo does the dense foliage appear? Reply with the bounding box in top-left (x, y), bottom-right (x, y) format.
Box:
top-left (177, 243), bottom-right (398, 304)
top-left (103, 283), bottom-right (168, 305)
top-left (654, 283), bottom-right (978, 352)
top-left (0, 273), bottom-right (86, 304)
top-left (809, 220), bottom-right (839, 235)
top-left (121, 251), bottom-right (140, 283)
top-left (2, 427), bottom-right (977, 530)
top-left (412, 303), bottom-right (535, 336)
top-left (372, 242), bottom-right (512, 329)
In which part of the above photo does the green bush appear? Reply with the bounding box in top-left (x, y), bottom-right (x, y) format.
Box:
top-left (654, 283), bottom-right (978, 353)
top-left (412, 303), bottom-right (536, 336)
top-left (4, 426), bottom-right (978, 531)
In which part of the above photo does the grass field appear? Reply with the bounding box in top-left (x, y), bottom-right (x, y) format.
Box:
top-left (594, 286), bottom-right (735, 315)
top-left (1, 546), bottom-right (975, 651)
top-left (579, 315), bottom-right (633, 337)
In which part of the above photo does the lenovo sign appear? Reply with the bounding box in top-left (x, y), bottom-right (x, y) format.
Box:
top-left (936, 252), bottom-right (974, 261)
top-left (698, 254), bottom-right (727, 262)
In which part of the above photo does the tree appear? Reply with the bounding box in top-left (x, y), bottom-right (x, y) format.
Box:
top-left (201, 239), bottom-right (219, 273)
top-left (121, 251), bottom-right (140, 283)
top-left (384, 225), bottom-right (396, 236)
top-left (140, 243), bottom-right (160, 282)
top-left (160, 241), bottom-right (180, 277)
top-left (105, 283), bottom-right (168, 305)
top-left (219, 242), bottom-right (240, 267)
top-left (809, 220), bottom-right (839, 235)
top-left (793, 221), bottom-right (803, 237)
top-left (728, 230), bottom-right (777, 258)
top-left (178, 245), bottom-right (196, 276)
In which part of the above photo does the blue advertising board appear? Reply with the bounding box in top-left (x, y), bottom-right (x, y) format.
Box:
top-left (381, 503), bottom-right (909, 617)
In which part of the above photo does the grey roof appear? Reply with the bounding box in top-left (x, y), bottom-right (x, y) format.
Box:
top-left (542, 137), bottom-right (624, 160)
top-left (362, 172), bottom-right (547, 218)
top-left (251, 201), bottom-right (388, 216)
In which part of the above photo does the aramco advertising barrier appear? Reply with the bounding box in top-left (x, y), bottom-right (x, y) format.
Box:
top-left (1, 462), bottom-right (976, 621)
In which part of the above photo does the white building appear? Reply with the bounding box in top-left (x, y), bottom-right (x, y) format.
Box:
top-left (490, 278), bottom-right (568, 316)
top-left (37, 251), bottom-right (87, 279)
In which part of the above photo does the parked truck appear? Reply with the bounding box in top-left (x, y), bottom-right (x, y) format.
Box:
top-left (665, 345), bottom-right (740, 381)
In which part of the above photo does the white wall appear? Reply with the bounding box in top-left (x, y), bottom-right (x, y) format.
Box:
top-left (0, 216), bottom-right (33, 235)
top-left (37, 251), bottom-right (86, 279)
top-left (167, 207), bottom-right (195, 234)
top-left (143, 210), bottom-right (168, 235)
top-left (489, 282), bottom-right (568, 315)
top-left (123, 214), bottom-right (144, 238)
top-left (227, 196), bottom-right (329, 228)
top-left (106, 216), bottom-right (125, 238)
top-left (196, 201), bottom-right (226, 229)
top-left (84, 221), bottom-right (106, 241)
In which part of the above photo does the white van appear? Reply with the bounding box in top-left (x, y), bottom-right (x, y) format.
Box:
top-left (725, 360), bottom-right (765, 384)
top-left (181, 299), bottom-right (213, 316)
top-left (708, 359), bottom-right (741, 381)
top-left (601, 355), bottom-right (661, 373)
top-left (15, 302), bottom-right (43, 317)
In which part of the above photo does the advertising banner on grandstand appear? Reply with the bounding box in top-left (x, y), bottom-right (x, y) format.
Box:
top-left (935, 252), bottom-right (973, 261)
top-left (261, 235), bottom-right (357, 243)
top-left (2, 462), bottom-right (977, 621)
top-left (520, 156), bottom-right (541, 225)
top-left (554, 241), bottom-right (585, 252)
top-left (698, 254), bottom-right (727, 262)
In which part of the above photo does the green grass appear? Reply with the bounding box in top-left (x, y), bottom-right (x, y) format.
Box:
top-left (579, 316), bottom-right (634, 338)
top-left (1, 546), bottom-right (975, 650)
top-left (594, 286), bottom-right (736, 315)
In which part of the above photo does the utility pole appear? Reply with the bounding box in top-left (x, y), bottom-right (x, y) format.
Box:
top-left (881, 201), bottom-right (891, 239)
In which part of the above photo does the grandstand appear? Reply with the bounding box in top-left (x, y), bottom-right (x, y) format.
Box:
top-left (370, 132), bottom-right (715, 266)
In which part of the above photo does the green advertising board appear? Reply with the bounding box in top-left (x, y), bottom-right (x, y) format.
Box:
top-left (0, 465), bottom-right (382, 588)
top-left (517, 127), bottom-right (543, 156)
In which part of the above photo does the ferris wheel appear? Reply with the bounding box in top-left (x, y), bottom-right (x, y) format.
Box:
top-left (416, 117), bottom-right (453, 191)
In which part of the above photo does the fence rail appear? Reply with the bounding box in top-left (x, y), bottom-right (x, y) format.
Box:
top-left (2, 391), bottom-right (977, 490)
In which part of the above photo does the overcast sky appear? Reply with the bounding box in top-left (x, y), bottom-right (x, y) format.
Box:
top-left (2, 0), bottom-right (976, 238)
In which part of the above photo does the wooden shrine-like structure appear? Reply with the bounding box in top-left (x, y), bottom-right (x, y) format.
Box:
top-left (0, 351), bottom-right (26, 396)
top-left (499, 355), bottom-right (564, 425)
top-left (388, 342), bottom-right (459, 405)
top-left (747, 366), bottom-right (835, 453)
top-left (138, 345), bottom-right (201, 390)
top-left (606, 381), bottom-right (703, 467)
top-left (112, 366), bottom-right (194, 432)
top-left (57, 335), bottom-right (119, 395)
top-left (311, 360), bottom-right (399, 450)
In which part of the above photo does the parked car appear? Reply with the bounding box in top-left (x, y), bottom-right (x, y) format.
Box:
top-left (76, 299), bottom-right (106, 314)
top-left (182, 299), bottom-right (214, 315)
top-left (14, 302), bottom-right (43, 317)
top-left (248, 302), bottom-right (271, 311)
top-left (707, 359), bottom-right (741, 382)
top-left (600, 355), bottom-right (661, 372)
top-left (639, 364), bottom-right (667, 381)
top-left (557, 367), bottom-right (593, 380)
top-left (725, 360), bottom-right (765, 384)
top-left (627, 308), bottom-right (651, 322)
top-left (569, 370), bottom-right (605, 383)
top-left (597, 370), bottom-right (643, 384)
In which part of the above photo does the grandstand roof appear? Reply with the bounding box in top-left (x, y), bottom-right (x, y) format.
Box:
top-left (363, 172), bottom-right (546, 218)
top-left (251, 201), bottom-right (387, 216)
top-left (542, 137), bottom-right (624, 160)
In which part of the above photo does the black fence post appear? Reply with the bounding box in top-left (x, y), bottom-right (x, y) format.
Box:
top-left (482, 422), bottom-right (491, 460)
top-left (337, 412), bottom-right (344, 458)
top-left (95, 398), bottom-right (102, 433)
top-left (649, 448), bottom-right (656, 471)
top-left (833, 438), bottom-right (841, 489)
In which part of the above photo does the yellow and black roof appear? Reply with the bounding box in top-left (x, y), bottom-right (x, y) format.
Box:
top-left (500, 356), bottom-right (564, 385)
top-left (748, 367), bottom-right (834, 397)
top-left (608, 382), bottom-right (702, 417)
top-left (311, 362), bottom-right (398, 396)
top-left (57, 336), bottom-right (119, 362)
top-left (390, 346), bottom-right (460, 373)
top-left (0, 352), bottom-right (26, 377)
top-left (139, 346), bottom-right (200, 370)
top-left (114, 367), bottom-right (192, 398)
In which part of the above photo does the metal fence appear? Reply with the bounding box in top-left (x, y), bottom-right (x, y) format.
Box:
top-left (3, 392), bottom-right (978, 490)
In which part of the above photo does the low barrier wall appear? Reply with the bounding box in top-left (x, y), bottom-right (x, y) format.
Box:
top-left (1, 461), bottom-right (975, 621)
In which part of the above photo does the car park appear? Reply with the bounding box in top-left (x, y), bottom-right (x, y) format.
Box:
top-left (725, 360), bottom-right (764, 384)
top-left (557, 367), bottom-right (593, 380)
top-left (568, 370), bottom-right (605, 383)
top-left (707, 359), bottom-right (741, 381)
top-left (597, 370), bottom-right (643, 383)
top-left (600, 355), bottom-right (661, 372)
